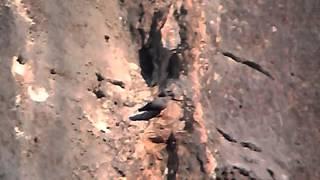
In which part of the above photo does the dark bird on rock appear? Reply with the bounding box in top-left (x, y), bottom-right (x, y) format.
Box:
top-left (138, 93), bottom-right (173, 112)
top-left (129, 90), bottom-right (180, 121)
top-left (138, 90), bottom-right (182, 112)
top-left (129, 110), bottom-right (161, 121)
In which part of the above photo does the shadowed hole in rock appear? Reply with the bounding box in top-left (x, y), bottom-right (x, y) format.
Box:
top-left (16, 55), bottom-right (27, 65)
top-left (113, 167), bottom-right (126, 177)
top-left (139, 47), bottom-right (183, 87)
top-left (267, 168), bottom-right (276, 180)
top-left (33, 137), bottom-right (38, 143)
top-left (50, 69), bottom-right (56, 75)
top-left (104, 35), bottom-right (110, 43)
top-left (216, 128), bottom-right (237, 143)
top-left (92, 89), bottom-right (106, 99)
top-left (168, 53), bottom-right (182, 79)
top-left (138, 46), bottom-right (155, 86)
top-left (239, 141), bottom-right (262, 152)
top-left (137, 9), bottom-right (183, 87)
top-left (95, 72), bottom-right (104, 81)
top-left (149, 136), bottom-right (165, 143)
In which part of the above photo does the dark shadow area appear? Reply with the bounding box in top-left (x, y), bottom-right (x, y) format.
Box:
top-left (216, 128), bottom-right (237, 143)
top-left (137, 10), bottom-right (183, 88)
top-left (181, 97), bottom-right (195, 133)
top-left (215, 165), bottom-right (257, 180)
top-left (220, 50), bottom-right (274, 80)
top-left (168, 53), bottom-right (182, 80)
top-left (217, 128), bottom-right (262, 152)
top-left (139, 46), bottom-right (155, 85)
top-left (166, 133), bottom-right (179, 180)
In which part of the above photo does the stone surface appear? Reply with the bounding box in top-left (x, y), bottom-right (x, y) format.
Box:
top-left (0, 0), bottom-right (319, 179)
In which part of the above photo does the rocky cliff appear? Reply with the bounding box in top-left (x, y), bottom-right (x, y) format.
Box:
top-left (0, 0), bottom-right (319, 179)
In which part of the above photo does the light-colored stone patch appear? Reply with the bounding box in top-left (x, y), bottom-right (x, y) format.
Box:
top-left (15, 94), bottom-right (21, 106)
top-left (83, 110), bottom-right (111, 134)
top-left (27, 86), bottom-right (49, 102)
top-left (14, 126), bottom-right (24, 137)
top-left (129, 63), bottom-right (139, 71)
top-left (213, 72), bottom-right (222, 82)
top-left (161, 4), bottom-right (181, 50)
top-left (11, 56), bottom-right (34, 83)
top-left (9, 0), bottom-right (35, 25)
top-left (11, 56), bottom-right (26, 76)
top-left (93, 120), bottom-right (111, 133)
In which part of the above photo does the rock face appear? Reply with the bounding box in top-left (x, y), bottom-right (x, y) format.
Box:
top-left (0, 0), bottom-right (319, 179)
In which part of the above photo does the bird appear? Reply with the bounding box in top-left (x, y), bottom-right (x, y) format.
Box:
top-left (129, 110), bottom-right (162, 121)
top-left (129, 90), bottom-right (179, 121)
top-left (138, 91), bottom-right (174, 112)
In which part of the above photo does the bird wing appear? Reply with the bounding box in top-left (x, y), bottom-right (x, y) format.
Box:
top-left (138, 98), bottom-right (167, 112)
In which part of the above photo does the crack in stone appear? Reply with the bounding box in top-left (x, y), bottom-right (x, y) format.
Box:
top-left (220, 50), bottom-right (274, 80)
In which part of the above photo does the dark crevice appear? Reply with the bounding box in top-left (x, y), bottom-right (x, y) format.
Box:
top-left (267, 168), bottom-right (276, 180)
top-left (220, 50), bottom-right (274, 80)
top-left (33, 137), bottom-right (39, 143)
top-left (95, 72), bottom-right (104, 81)
top-left (173, 5), bottom-right (189, 76)
top-left (233, 166), bottom-right (254, 178)
top-left (149, 136), bottom-right (165, 144)
top-left (95, 72), bottom-right (125, 88)
top-left (113, 166), bottom-right (126, 177)
top-left (16, 54), bottom-right (27, 65)
top-left (119, 0), bottom-right (125, 5)
top-left (173, 5), bottom-right (188, 44)
top-left (196, 153), bottom-right (206, 173)
top-left (106, 79), bottom-right (125, 89)
top-left (138, 3), bottom-right (144, 23)
top-left (137, 27), bottom-right (146, 45)
top-left (138, 46), bottom-right (154, 85)
top-left (50, 68), bottom-right (56, 75)
top-left (92, 88), bottom-right (106, 99)
top-left (137, 8), bottom-right (184, 90)
top-left (215, 167), bottom-right (228, 180)
top-left (216, 128), bottom-right (263, 152)
top-left (166, 133), bottom-right (179, 180)
top-left (104, 35), bottom-right (110, 43)
top-left (240, 142), bottom-right (262, 152)
top-left (168, 53), bottom-right (182, 79)
top-left (216, 128), bottom-right (237, 143)
top-left (216, 165), bottom-right (258, 180)
top-left (182, 96), bottom-right (195, 133)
